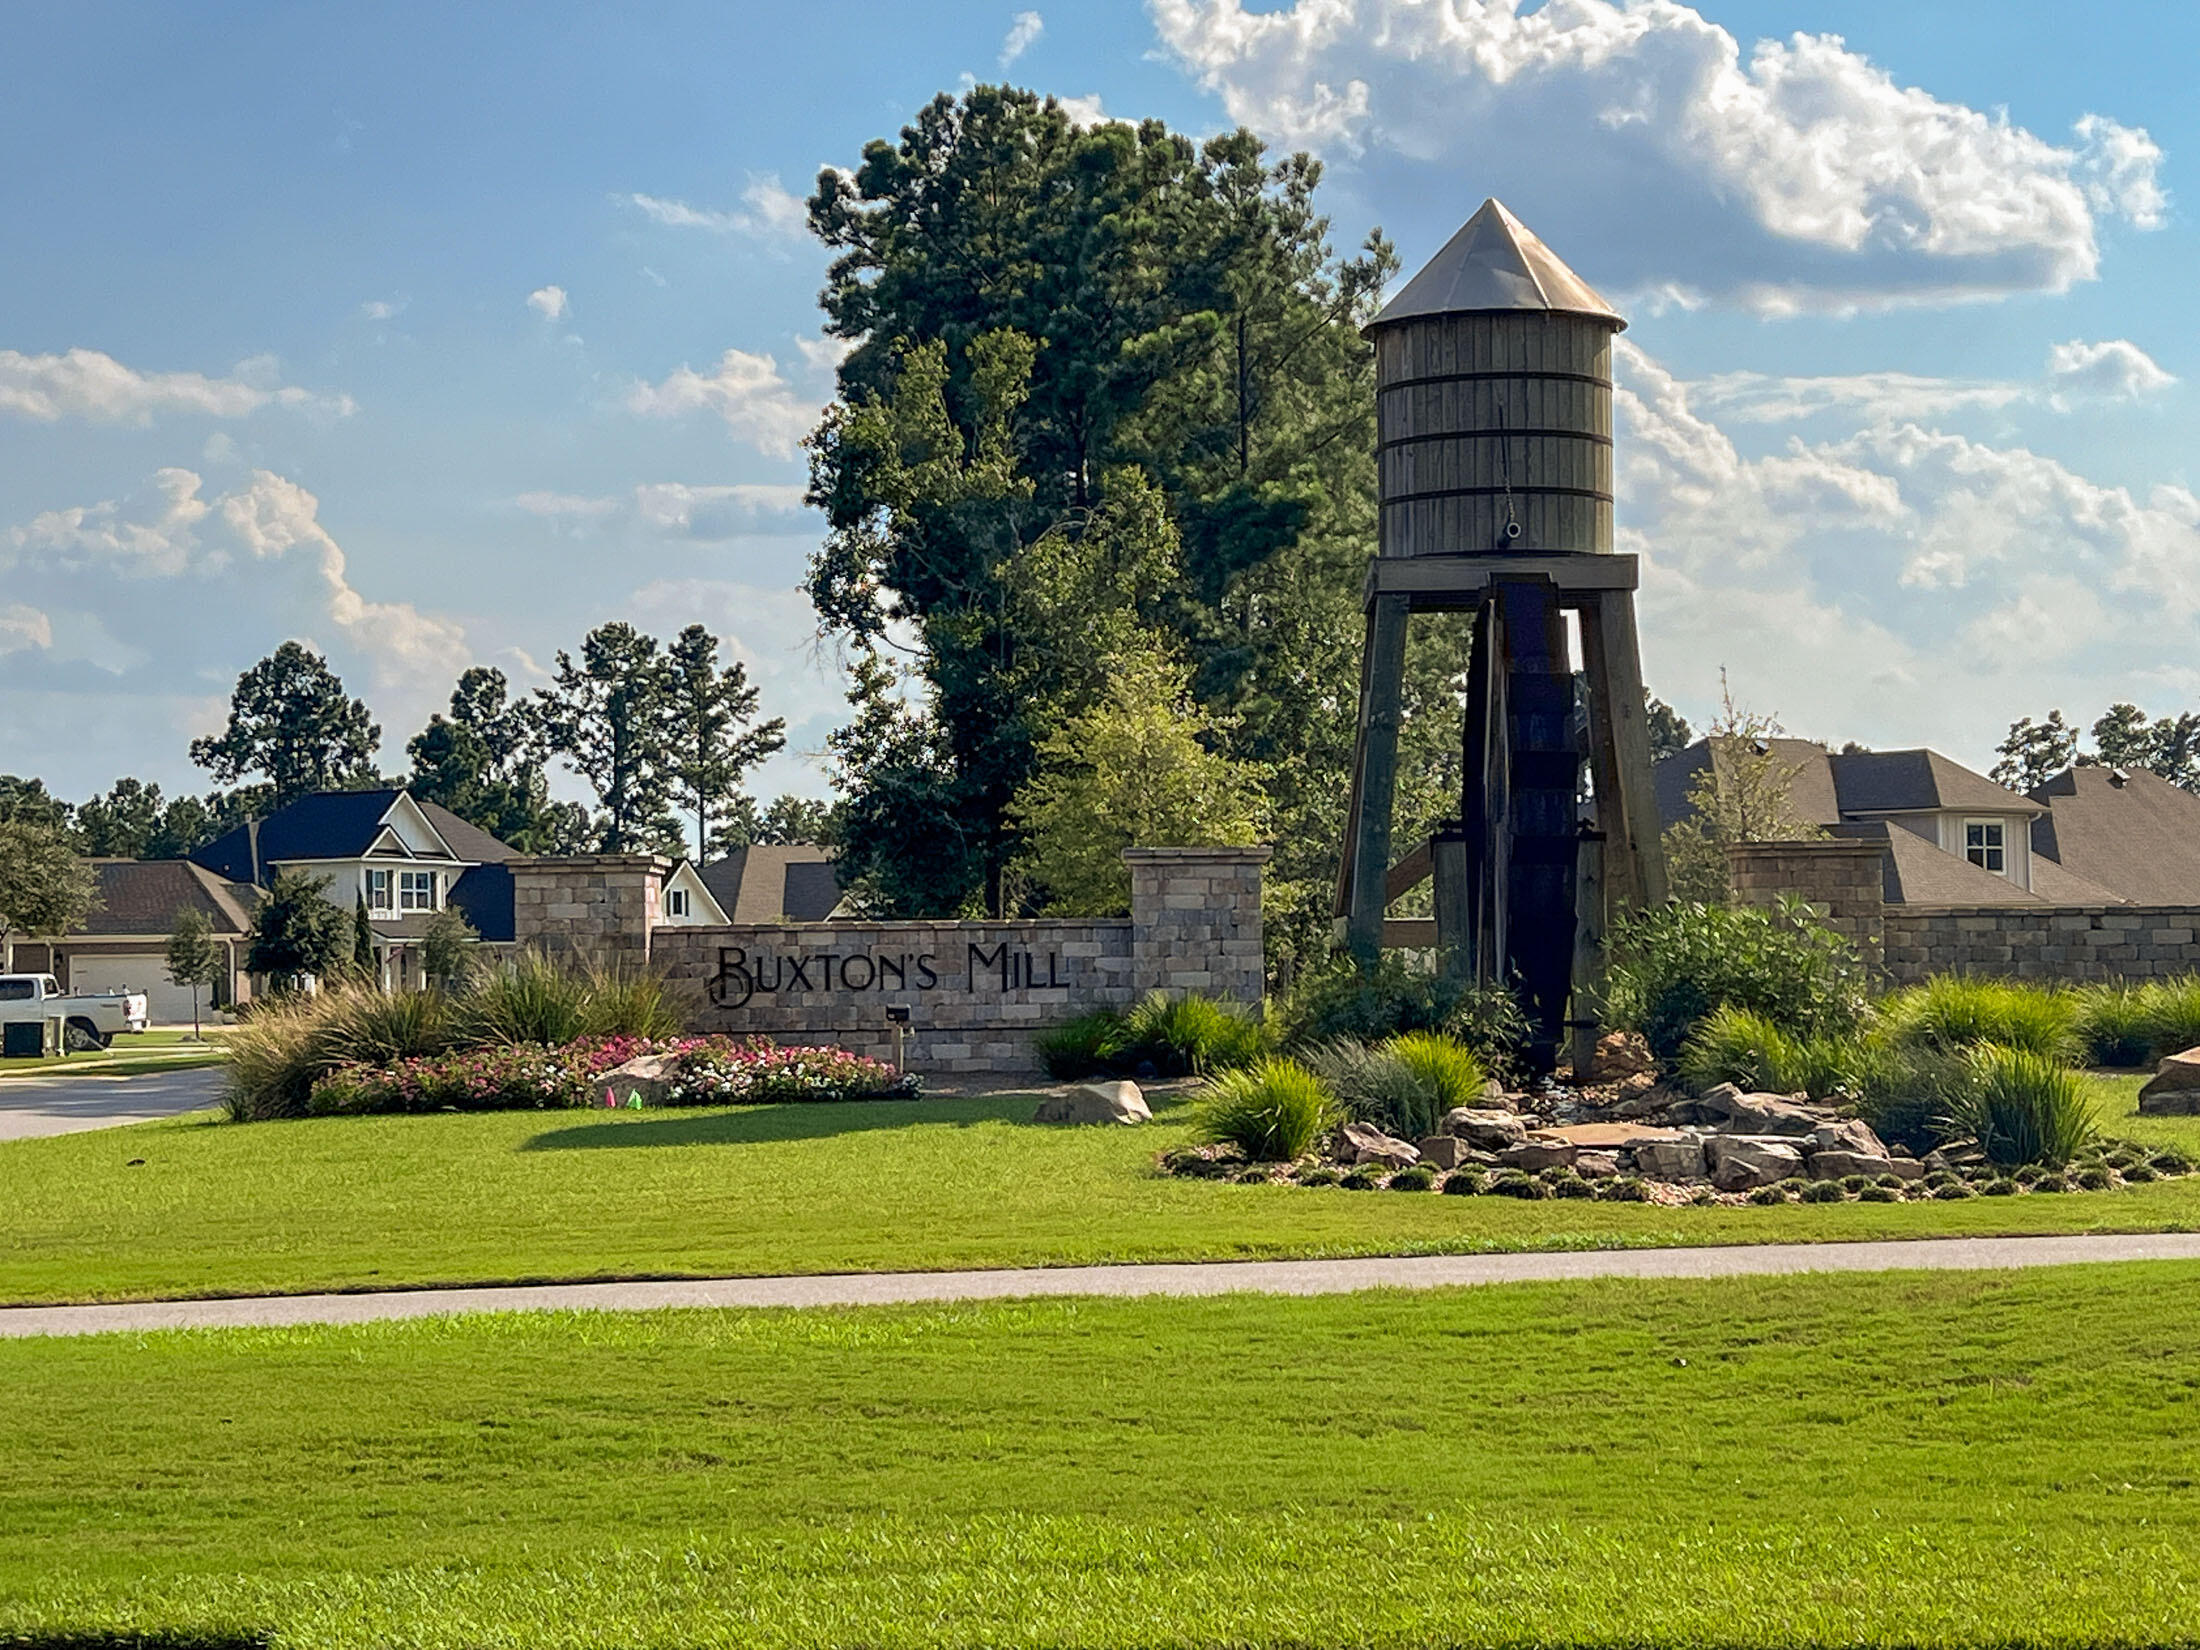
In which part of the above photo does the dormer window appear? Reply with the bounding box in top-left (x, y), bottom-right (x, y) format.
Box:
top-left (1964, 819), bottom-right (2006, 874)
top-left (667, 887), bottom-right (689, 918)
top-left (367, 868), bottom-right (394, 911)
top-left (399, 870), bottom-right (439, 911)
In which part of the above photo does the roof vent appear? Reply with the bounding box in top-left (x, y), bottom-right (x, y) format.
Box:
top-left (2110, 767), bottom-right (2131, 787)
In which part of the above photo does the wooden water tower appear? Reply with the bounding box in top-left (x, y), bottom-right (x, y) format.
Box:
top-left (1335, 198), bottom-right (1666, 1066)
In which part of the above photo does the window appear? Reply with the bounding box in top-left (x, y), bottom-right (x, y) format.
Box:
top-left (1964, 819), bottom-right (2007, 874)
top-left (399, 870), bottom-right (439, 911)
top-left (667, 887), bottom-right (689, 917)
top-left (366, 868), bottom-right (393, 911)
top-left (0, 980), bottom-right (32, 1001)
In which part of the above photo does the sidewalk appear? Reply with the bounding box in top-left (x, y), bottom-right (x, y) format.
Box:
top-left (8, 1231), bottom-right (2198, 1339)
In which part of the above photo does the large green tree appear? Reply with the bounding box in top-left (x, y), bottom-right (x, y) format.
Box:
top-left (190, 642), bottom-right (380, 806)
top-left (243, 868), bottom-right (350, 986)
top-left (666, 624), bottom-right (787, 860)
top-left (0, 817), bottom-right (98, 971)
top-left (804, 88), bottom-right (1430, 953)
top-left (407, 667), bottom-right (589, 852)
top-left (538, 623), bottom-right (683, 855)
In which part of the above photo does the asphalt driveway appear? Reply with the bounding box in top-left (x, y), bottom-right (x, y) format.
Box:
top-left (0, 1066), bottom-right (225, 1142)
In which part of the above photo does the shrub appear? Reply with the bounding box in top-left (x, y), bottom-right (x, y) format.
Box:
top-left (2075, 1166), bottom-right (2115, 1191)
top-left (2138, 976), bottom-right (2200, 1060)
top-left (313, 985), bottom-right (452, 1069)
top-left (2072, 984), bottom-right (2154, 1067)
top-left (1339, 1169), bottom-right (1381, 1191)
top-left (1276, 956), bottom-right (1528, 1071)
top-left (1844, 1042), bottom-right (1972, 1157)
top-left (1385, 1032), bottom-right (1485, 1112)
top-left (1839, 1174), bottom-right (1872, 1193)
top-left (1195, 1059), bottom-right (1336, 1162)
top-left (1486, 1172), bottom-right (1546, 1199)
top-left (1232, 1165), bottom-right (1275, 1184)
top-left (1678, 1006), bottom-right (1857, 1099)
top-left (1923, 1171), bottom-right (1959, 1190)
top-left (1602, 1177), bottom-right (1651, 1202)
top-left (1552, 1175), bottom-right (1599, 1199)
top-left (1877, 976), bottom-right (2077, 1062)
top-left (1687, 1187), bottom-right (1717, 1206)
top-left (1037, 1010), bottom-right (1130, 1079)
top-left (1441, 1170), bottom-right (1484, 1196)
top-left (2031, 1173), bottom-right (2069, 1194)
top-left (1933, 1182), bottom-right (1974, 1200)
top-left (453, 952), bottom-right (596, 1047)
top-left (1941, 1045), bottom-right (2099, 1167)
top-left (1747, 1185), bottom-right (1787, 1206)
top-left (1123, 991), bottom-right (1269, 1077)
top-left (310, 1043), bottom-right (594, 1115)
top-left (1388, 1164), bottom-right (1437, 1192)
top-left (2123, 1163), bottom-right (2158, 1184)
top-left (1874, 1172), bottom-right (1904, 1189)
top-left (660, 1041), bottom-right (912, 1104)
top-left (2014, 1163), bottom-right (2047, 1185)
top-left (1298, 1166), bottom-right (1342, 1187)
top-left (1162, 1147), bottom-right (1232, 1179)
top-left (578, 966), bottom-right (686, 1041)
top-left (1982, 1177), bottom-right (2018, 1196)
top-left (2150, 1150), bottom-right (2193, 1175)
top-left (1605, 899), bottom-right (1867, 1067)
top-left (223, 993), bottom-right (341, 1121)
top-left (1857, 1184), bottom-right (1901, 1202)
top-left (1801, 1179), bottom-right (1845, 1203)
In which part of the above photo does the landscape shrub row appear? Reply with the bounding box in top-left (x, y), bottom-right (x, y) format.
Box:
top-left (1191, 1031), bottom-right (1485, 1160)
top-left (1037, 990), bottom-right (1270, 1080)
top-left (308, 1035), bottom-right (912, 1115)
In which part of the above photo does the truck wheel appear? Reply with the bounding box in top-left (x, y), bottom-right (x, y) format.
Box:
top-left (64, 1021), bottom-right (107, 1053)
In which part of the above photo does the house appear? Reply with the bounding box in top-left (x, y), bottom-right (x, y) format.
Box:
top-left (2026, 765), bottom-right (2200, 904)
top-left (654, 859), bottom-right (731, 926)
top-left (18, 860), bottom-right (259, 1022)
top-left (697, 844), bottom-right (843, 924)
top-left (1656, 739), bottom-right (2134, 907)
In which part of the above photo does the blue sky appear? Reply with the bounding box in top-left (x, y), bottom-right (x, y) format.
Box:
top-left (3, 0), bottom-right (2194, 814)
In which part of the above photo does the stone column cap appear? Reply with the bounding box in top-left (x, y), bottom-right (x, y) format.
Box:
top-left (509, 853), bottom-right (675, 872)
top-left (1122, 845), bottom-right (1274, 864)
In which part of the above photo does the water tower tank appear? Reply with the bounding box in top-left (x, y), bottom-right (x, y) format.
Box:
top-left (1368, 199), bottom-right (1624, 559)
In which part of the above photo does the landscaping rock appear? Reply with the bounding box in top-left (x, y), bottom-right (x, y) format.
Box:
top-left (596, 1055), bottom-right (679, 1108)
top-left (1807, 1149), bottom-right (1891, 1181)
top-left (1034, 1080), bottom-right (1151, 1126)
top-left (1707, 1136), bottom-right (1807, 1191)
top-left (1715, 1093), bottom-right (1821, 1136)
top-left (1631, 1137), bottom-right (1708, 1182)
top-left (1809, 1119), bottom-right (1889, 1158)
top-left (1440, 1107), bottom-right (1529, 1150)
top-left (1579, 1030), bottom-right (1656, 1084)
top-left (1493, 1138), bottom-right (1578, 1173)
top-left (1339, 1121), bottom-right (1420, 1169)
top-left (1884, 1156), bottom-right (1928, 1182)
top-left (1574, 1150), bottom-right (1621, 1179)
top-left (1415, 1135), bottom-right (1479, 1170)
top-left (2139, 1048), bottom-right (2200, 1113)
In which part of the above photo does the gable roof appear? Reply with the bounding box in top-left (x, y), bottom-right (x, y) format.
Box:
top-left (1831, 822), bottom-right (2042, 907)
top-left (1369, 198), bottom-right (1626, 332)
top-left (72, 859), bottom-right (257, 937)
top-left (190, 789), bottom-right (515, 886)
top-left (1829, 749), bottom-right (2040, 817)
top-left (698, 845), bottom-right (842, 924)
top-left (2028, 766), bottom-right (2200, 905)
top-left (1654, 738), bottom-right (1842, 830)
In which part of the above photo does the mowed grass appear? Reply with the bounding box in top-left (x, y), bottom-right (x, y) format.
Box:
top-left (4, 1265), bottom-right (2200, 1646)
top-left (2, 1077), bottom-right (2196, 1306)
top-left (0, 1026), bottom-right (230, 1078)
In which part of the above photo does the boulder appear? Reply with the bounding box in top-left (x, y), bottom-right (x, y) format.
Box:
top-left (1492, 1138), bottom-right (1578, 1173)
top-left (1807, 1149), bottom-right (1892, 1181)
top-left (1809, 1119), bottom-right (1889, 1158)
top-left (1631, 1137), bottom-right (1708, 1182)
top-left (1707, 1135), bottom-right (1806, 1191)
top-left (1718, 1093), bottom-right (1821, 1137)
top-left (1440, 1107), bottom-right (1529, 1150)
top-left (1034, 1080), bottom-right (1151, 1126)
top-left (1574, 1150), bottom-right (1622, 1180)
top-left (2139, 1047), bottom-right (2200, 1113)
top-left (596, 1055), bottom-right (679, 1108)
top-left (1415, 1135), bottom-right (1480, 1170)
top-left (1339, 1121), bottom-right (1420, 1169)
top-left (1579, 1030), bottom-right (1656, 1085)
top-left (1884, 1156), bottom-right (1928, 1182)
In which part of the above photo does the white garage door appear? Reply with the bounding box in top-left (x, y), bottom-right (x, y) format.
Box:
top-left (68, 955), bottom-right (203, 1026)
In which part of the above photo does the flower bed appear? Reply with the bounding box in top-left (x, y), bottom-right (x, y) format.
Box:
top-left (308, 1035), bottom-right (916, 1116)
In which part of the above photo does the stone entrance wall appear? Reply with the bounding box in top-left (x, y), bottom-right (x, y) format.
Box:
top-left (512, 846), bottom-right (1269, 1074)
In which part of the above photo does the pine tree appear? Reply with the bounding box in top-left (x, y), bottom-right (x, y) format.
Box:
top-left (189, 642), bottom-right (380, 805)
top-left (665, 625), bottom-right (787, 860)
top-left (537, 623), bottom-right (683, 854)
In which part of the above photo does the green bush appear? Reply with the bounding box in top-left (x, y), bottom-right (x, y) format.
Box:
top-left (2122, 1164), bottom-right (2158, 1184)
top-left (1037, 1010), bottom-right (1131, 1080)
top-left (1194, 1059), bottom-right (1336, 1161)
top-left (1605, 899), bottom-right (1867, 1066)
top-left (314, 986), bottom-right (452, 1069)
top-left (1941, 1045), bottom-right (2099, 1167)
top-left (1801, 1179), bottom-right (1845, 1203)
top-left (1933, 1182), bottom-right (1975, 1200)
top-left (1339, 1168), bottom-right (1381, 1191)
top-left (1877, 976), bottom-right (2077, 1062)
top-left (1839, 1174), bottom-right (1872, 1193)
top-left (1297, 1166), bottom-right (1342, 1187)
top-left (1844, 1041), bottom-right (1972, 1157)
top-left (455, 953), bottom-right (596, 1048)
top-left (577, 966), bottom-right (686, 1041)
top-left (1275, 956), bottom-right (1528, 1071)
top-left (2150, 1150), bottom-right (2193, 1175)
top-left (1982, 1177), bottom-right (2018, 1196)
top-left (1747, 1185), bottom-right (1788, 1206)
top-left (1440, 1170), bottom-right (1484, 1196)
top-left (1385, 1031), bottom-right (1485, 1111)
top-left (1300, 1039), bottom-right (1445, 1142)
top-left (1601, 1177), bottom-right (1651, 1202)
top-left (2138, 977), bottom-right (2200, 1060)
top-left (1551, 1175), bottom-right (1598, 1199)
top-left (1486, 1172), bottom-right (1545, 1200)
top-left (2074, 1166), bottom-right (2114, 1191)
top-left (1677, 1005), bottom-right (1860, 1099)
top-left (2072, 984), bottom-right (2154, 1067)
top-left (2031, 1172), bottom-right (2069, 1193)
top-left (1124, 991), bottom-right (1269, 1076)
top-left (1388, 1164), bottom-right (1437, 1192)
top-left (1857, 1183), bottom-right (1901, 1203)
top-left (222, 993), bottom-right (340, 1121)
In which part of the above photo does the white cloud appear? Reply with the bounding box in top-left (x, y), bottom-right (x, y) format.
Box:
top-left (1055, 92), bottom-right (1112, 125)
top-left (527, 285), bottom-right (570, 321)
top-left (626, 173), bottom-right (812, 243)
top-left (2044, 338), bottom-right (2176, 405)
top-left (1151, 0), bottom-right (2167, 312)
top-left (0, 604), bottom-right (52, 654)
top-left (633, 482), bottom-right (808, 538)
top-left (793, 333), bottom-right (853, 376)
top-left (360, 298), bottom-right (403, 322)
top-left (514, 491), bottom-right (621, 523)
top-left (5, 467), bottom-right (214, 577)
top-left (0, 347), bottom-right (353, 423)
top-left (626, 348), bottom-right (817, 458)
top-left (1000, 10), bottom-right (1044, 67)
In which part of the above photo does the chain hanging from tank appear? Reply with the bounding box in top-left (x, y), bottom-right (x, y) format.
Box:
top-left (1495, 399), bottom-right (1523, 547)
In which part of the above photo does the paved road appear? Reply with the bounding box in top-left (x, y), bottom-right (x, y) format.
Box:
top-left (7, 1231), bottom-right (2199, 1340)
top-left (0, 1066), bottom-right (224, 1142)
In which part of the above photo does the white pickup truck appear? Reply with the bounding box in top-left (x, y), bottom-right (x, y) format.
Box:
top-left (0, 973), bottom-right (150, 1050)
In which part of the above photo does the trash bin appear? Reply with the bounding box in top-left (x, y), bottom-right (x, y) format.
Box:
top-left (3, 1016), bottom-right (59, 1058)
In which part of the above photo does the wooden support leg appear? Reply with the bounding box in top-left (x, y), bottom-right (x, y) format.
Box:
top-left (1585, 589), bottom-right (1668, 909)
top-left (1576, 594), bottom-right (1637, 913)
top-left (1345, 592), bottom-right (1411, 966)
top-left (1431, 828), bottom-right (1472, 988)
top-left (1569, 831), bottom-right (1606, 1079)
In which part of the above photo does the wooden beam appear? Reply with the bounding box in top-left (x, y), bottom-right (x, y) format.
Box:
top-left (1381, 919), bottom-right (1439, 949)
top-left (1587, 588), bottom-right (1668, 908)
top-left (1364, 552), bottom-right (1637, 609)
top-left (1569, 832), bottom-right (1607, 1078)
top-left (1431, 830), bottom-right (1472, 987)
top-left (1576, 592), bottom-right (1637, 912)
top-left (1384, 839), bottom-right (1433, 904)
top-left (1345, 593), bottom-right (1412, 964)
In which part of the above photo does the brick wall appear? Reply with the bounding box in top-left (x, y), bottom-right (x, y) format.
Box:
top-left (1884, 907), bottom-right (2200, 982)
top-left (515, 846), bottom-right (1269, 1074)
top-left (1727, 840), bottom-right (1886, 958)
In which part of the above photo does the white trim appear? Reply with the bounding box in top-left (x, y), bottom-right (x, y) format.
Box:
top-left (657, 860), bottom-right (730, 926)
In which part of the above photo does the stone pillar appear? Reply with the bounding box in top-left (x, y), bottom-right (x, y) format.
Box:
top-left (510, 855), bottom-right (669, 969)
top-left (1125, 846), bottom-right (1271, 1007)
top-left (1725, 839), bottom-right (1886, 963)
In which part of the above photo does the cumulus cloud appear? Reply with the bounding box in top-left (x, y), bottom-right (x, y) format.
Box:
top-left (0, 347), bottom-right (353, 423)
top-left (2044, 338), bottom-right (2177, 405)
top-left (526, 285), bottom-right (570, 321)
top-left (1151, 0), bottom-right (2167, 312)
top-left (0, 604), bottom-right (52, 654)
top-left (360, 298), bottom-right (403, 322)
top-left (5, 467), bottom-right (214, 576)
top-left (512, 483), bottom-right (809, 540)
top-left (1055, 92), bottom-right (1112, 125)
top-left (626, 348), bottom-right (817, 458)
top-left (1000, 9), bottom-right (1044, 66)
top-left (1612, 340), bottom-right (2200, 767)
top-left (1692, 339), bottom-right (2174, 425)
top-left (626, 174), bottom-right (812, 242)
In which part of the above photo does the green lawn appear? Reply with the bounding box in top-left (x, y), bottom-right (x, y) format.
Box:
top-left (2, 1265), bottom-right (2198, 1646)
top-left (1, 1076), bottom-right (2195, 1306)
top-left (0, 1026), bottom-right (230, 1079)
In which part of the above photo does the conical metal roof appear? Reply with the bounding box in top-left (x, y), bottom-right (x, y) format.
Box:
top-left (1369, 198), bottom-right (1625, 332)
